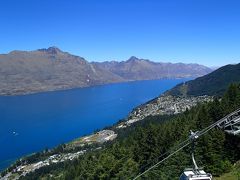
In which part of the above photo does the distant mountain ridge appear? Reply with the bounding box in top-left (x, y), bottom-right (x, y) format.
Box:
top-left (166, 63), bottom-right (240, 96)
top-left (0, 47), bottom-right (212, 95)
top-left (93, 56), bottom-right (212, 80)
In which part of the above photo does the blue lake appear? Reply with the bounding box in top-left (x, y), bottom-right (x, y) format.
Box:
top-left (0, 78), bottom-right (190, 171)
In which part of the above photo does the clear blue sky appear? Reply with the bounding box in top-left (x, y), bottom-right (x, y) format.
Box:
top-left (0, 0), bottom-right (240, 66)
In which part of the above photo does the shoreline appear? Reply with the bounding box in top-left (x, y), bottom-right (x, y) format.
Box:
top-left (0, 77), bottom-right (193, 97)
top-left (1, 93), bottom-right (213, 177)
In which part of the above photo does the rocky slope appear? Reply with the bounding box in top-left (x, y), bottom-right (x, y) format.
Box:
top-left (0, 47), bottom-right (123, 95)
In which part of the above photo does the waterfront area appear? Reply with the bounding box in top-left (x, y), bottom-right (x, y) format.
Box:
top-left (117, 95), bottom-right (213, 128)
top-left (1, 151), bottom-right (86, 180)
top-left (1, 130), bottom-right (117, 180)
top-left (1, 94), bottom-right (212, 179)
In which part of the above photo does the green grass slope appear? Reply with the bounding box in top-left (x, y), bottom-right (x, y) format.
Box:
top-left (215, 161), bottom-right (240, 180)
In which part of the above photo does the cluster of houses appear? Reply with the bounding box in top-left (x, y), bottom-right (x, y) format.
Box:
top-left (117, 95), bottom-right (213, 128)
top-left (1, 150), bottom-right (86, 180)
top-left (1, 130), bottom-right (119, 179)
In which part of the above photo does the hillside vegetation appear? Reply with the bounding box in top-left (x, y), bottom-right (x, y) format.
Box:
top-left (215, 161), bottom-right (240, 180)
top-left (20, 84), bottom-right (240, 179)
top-left (167, 63), bottom-right (240, 96)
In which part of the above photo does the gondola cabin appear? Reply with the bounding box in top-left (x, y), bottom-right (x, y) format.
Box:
top-left (179, 169), bottom-right (212, 180)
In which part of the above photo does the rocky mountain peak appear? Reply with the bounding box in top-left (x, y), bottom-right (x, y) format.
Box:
top-left (127, 56), bottom-right (139, 62)
top-left (38, 46), bottom-right (63, 54)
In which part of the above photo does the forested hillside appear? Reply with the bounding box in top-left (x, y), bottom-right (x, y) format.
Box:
top-left (167, 63), bottom-right (240, 96)
top-left (21, 84), bottom-right (240, 179)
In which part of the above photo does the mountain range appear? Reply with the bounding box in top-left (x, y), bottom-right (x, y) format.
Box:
top-left (0, 47), bottom-right (212, 95)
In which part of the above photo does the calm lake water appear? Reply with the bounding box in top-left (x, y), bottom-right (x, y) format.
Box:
top-left (0, 78), bottom-right (190, 171)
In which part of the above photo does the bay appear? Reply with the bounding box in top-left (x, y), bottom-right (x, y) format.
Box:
top-left (0, 78), bottom-right (190, 171)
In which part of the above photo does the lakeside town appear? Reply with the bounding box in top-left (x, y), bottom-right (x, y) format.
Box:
top-left (1, 95), bottom-right (212, 180)
top-left (1, 151), bottom-right (87, 180)
top-left (117, 95), bottom-right (213, 128)
top-left (0, 130), bottom-right (117, 180)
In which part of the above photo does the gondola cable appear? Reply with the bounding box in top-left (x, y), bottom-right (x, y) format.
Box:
top-left (133, 107), bottom-right (240, 180)
top-left (133, 141), bottom-right (191, 180)
top-left (137, 137), bottom-right (191, 173)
